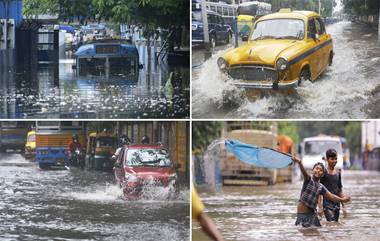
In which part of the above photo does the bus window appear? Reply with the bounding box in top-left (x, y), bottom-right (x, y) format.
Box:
top-left (217, 6), bottom-right (222, 15)
top-left (223, 7), bottom-right (228, 16)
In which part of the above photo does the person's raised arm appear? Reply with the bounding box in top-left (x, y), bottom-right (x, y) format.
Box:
top-left (292, 156), bottom-right (309, 181)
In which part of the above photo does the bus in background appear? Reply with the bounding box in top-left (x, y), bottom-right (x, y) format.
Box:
top-left (237, 1), bottom-right (271, 40)
top-left (35, 121), bottom-right (86, 169)
top-left (0, 122), bottom-right (29, 153)
top-left (300, 135), bottom-right (344, 171)
top-left (204, 1), bottom-right (237, 29)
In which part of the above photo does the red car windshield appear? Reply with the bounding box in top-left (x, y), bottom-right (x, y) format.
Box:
top-left (125, 149), bottom-right (172, 167)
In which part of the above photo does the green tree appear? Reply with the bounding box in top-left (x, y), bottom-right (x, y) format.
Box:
top-left (278, 121), bottom-right (299, 146)
top-left (192, 122), bottom-right (222, 155)
top-left (344, 122), bottom-right (361, 158)
top-left (342, 0), bottom-right (379, 15)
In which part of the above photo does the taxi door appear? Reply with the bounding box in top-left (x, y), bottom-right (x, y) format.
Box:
top-left (306, 17), bottom-right (321, 79)
top-left (315, 17), bottom-right (330, 71)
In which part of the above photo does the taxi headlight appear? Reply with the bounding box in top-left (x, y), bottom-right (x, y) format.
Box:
top-left (276, 58), bottom-right (289, 71)
top-left (217, 57), bottom-right (228, 70)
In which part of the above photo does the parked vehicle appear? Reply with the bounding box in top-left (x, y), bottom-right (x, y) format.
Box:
top-left (85, 132), bottom-right (118, 171)
top-left (114, 144), bottom-right (179, 200)
top-left (0, 122), bottom-right (28, 153)
top-left (217, 9), bottom-right (334, 89)
top-left (24, 130), bottom-right (36, 160)
top-left (192, 9), bottom-right (233, 48)
top-left (300, 135), bottom-right (344, 170)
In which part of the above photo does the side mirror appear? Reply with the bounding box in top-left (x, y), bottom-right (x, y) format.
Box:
top-left (139, 64), bottom-right (144, 69)
top-left (72, 64), bottom-right (77, 70)
top-left (308, 32), bottom-right (318, 40)
top-left (242, 35), bottom-right (248, 42)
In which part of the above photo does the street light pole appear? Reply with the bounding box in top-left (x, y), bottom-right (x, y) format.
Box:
top-left (318, 0), bottom-right (321, 15)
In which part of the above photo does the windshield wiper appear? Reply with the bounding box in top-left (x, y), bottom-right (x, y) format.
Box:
top-left (275, 36), bottom-right (300, 40)
top-left (253, 35), bottom-right (276, 40)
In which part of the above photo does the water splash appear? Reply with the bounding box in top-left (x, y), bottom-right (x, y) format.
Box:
top-left (66, 183), bottom-right (123, 203)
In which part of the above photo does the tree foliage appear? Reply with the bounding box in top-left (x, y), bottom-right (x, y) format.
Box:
top-left (278, 121), bottom-right (299, 146)
top-left (192, 122), bottom-right (222, 155)
top-left (342, 0), bottom-right (379, 16)
top-left (267, 0), bottom-right (336, 17)
top-left (23, 0), bottom-right (189, 28)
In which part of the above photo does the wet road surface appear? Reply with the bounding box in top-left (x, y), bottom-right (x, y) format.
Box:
top-left (193, 170), bottom-right (380, 241)
top-left (0, 44), bottom-right (189, 119)
top-left (0, 153), bottom-right (189, 240)
top-left (192, 21), bottom-right (380, 119)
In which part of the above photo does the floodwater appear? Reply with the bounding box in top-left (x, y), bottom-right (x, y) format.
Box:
top-left (192, 21), bottom-right (380, 119)
top-left (0, 153), bottom-right (190, 241)
top-left (193, 170), bottom-right (380, 241)
top-left (0, 44), bottom-right (189, 119)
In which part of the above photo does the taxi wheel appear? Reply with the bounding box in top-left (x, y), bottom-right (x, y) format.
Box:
top-left (329, 52), bottom-right (333, 66)
top-left (298, 68), bottom-right (311, 86)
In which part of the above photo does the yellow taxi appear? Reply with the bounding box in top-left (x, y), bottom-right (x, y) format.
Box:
top-left (25, 130), bottom-right (36, 160)
top-left (217, 9), bottom-right (333, 89)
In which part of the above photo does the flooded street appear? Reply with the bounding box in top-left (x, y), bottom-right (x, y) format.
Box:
top-left (193, 170), bottom-right (380, 241)
top-left (0, 153), bottom-right (190, 240)
top-left (0, 44), bottom-right (189, 119)
top-left (192, 21), bottom-right (380, 119)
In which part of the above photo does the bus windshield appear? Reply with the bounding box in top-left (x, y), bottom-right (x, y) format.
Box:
top-left (238, 2), bottom-right (271, 16)
top-left (238, 4), bottom-right (258, 15)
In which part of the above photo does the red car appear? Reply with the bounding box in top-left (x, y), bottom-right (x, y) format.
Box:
top-left (114, 144), bottom-right (179, 200)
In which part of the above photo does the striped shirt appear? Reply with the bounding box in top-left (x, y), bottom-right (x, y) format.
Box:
top-left (299, 176), bottom-right (327, 210)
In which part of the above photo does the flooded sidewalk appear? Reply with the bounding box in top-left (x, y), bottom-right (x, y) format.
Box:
top-left (193, 170), bottom-right (380, 241)
top-left (0, 44), bottom-right (189, 119)
top-left (192, 21), bottom-right (380, 119)
top-left (0, 153), bottom-right (190, 240)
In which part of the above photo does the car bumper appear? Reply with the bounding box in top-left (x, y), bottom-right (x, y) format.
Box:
top-left (234, 79), bottom-right (299, 90)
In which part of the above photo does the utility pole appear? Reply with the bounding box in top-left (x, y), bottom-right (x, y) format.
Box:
top-left (201, 0), bottom-right (211, 60)
top-left (378, 3), bottom-right (380, 42)
top-left (318, 0), bottom-right (321, 15)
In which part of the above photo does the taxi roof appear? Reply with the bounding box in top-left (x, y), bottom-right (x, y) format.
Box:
top-left (259, 10), bottom-right (319, 21)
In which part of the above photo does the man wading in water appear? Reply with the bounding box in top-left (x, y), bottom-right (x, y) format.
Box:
top-left (292, 157), bottom-right (351, 227)
top-left (319, 149), bottom-right (348, 221)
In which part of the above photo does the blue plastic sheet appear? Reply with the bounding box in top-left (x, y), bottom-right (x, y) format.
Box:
top-left (225, 139), bottom-right (293, 169)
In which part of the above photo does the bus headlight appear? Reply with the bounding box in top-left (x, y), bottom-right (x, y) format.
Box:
top-left (276, 58), bottom-right (289, 71)
top-left (217, 57), bottom-right (228, 71)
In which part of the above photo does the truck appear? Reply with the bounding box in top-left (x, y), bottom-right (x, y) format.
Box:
top-left (0, 121), bottom-right (28, 153)
top-left (35, 121), bottom-right (86, 169)
top-left (300, 135), bottom-right (344, 170)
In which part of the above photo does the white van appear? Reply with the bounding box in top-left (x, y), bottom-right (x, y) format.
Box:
top-left (300, 135), bottom-right (344, 170)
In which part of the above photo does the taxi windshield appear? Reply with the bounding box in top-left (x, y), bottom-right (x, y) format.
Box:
top-left (126, 149), bottom-right (172, 167)
top-left (251, 19), bottom-right (305, 40)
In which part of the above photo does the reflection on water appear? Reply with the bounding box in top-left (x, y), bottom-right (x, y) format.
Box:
top-left (193, 171), bottom-right (380, 241)
top-left (0, 45), bottom-right (189, 119)
top-left (0, 153), bottom-right (190, 240)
